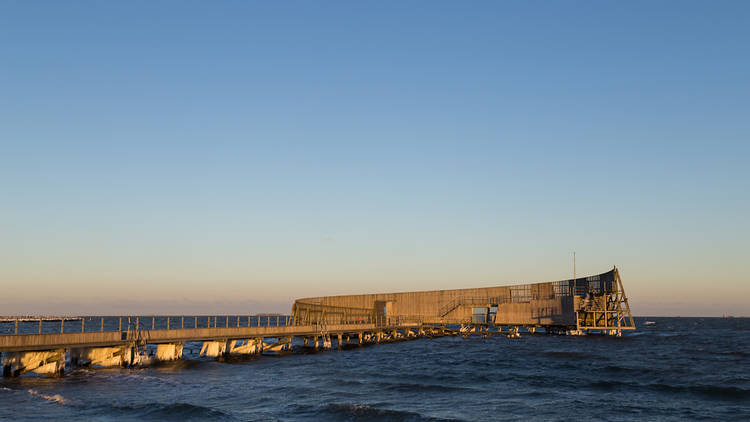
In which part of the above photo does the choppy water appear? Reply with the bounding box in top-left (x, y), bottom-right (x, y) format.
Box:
top-left (1, 317), bottom-right (748, 421)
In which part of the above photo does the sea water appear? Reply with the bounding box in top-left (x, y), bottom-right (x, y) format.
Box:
top-left (1, 317), bottom-right (748, 421)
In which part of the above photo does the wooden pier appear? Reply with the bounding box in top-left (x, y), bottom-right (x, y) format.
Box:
top-left (0, 267), bottom-right (635, 377)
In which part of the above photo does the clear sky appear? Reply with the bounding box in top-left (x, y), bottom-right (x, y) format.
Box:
top-left (1, 1), bottom-right (748, 316)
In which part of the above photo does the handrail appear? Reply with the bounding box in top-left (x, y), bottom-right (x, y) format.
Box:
top-left (0, 315), bottom-right (293, 336)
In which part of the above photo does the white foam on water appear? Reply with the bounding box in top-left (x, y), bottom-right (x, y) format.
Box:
top-left (27, 389), bottom-right (68, 405)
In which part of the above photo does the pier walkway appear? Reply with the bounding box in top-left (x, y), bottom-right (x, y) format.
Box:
top-left (1, 267), bottom-right (635, 377)
top-left (1, 311), bottom-right (466, 377)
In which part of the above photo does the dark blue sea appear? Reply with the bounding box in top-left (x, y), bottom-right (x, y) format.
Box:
top-left (1, 317), bottom-right (748, 421)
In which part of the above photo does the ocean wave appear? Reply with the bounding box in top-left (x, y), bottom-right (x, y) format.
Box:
top-left (26, 389), bottom-right (68, 405)
top-left (602, 364), bottom-right (631, 373)
top-left (119, 372), bottom-right (183, 386)
top-left (334, 379), bottom-right (367, 387)
top-left (588, 380), bottom-right (750, 401)
top-left (380, 382), bottom-right (475, 393)
top-left (96, 402), bottom-right (236, 421)
top-left (651, 383), bottom-right (750, 401)
top-left (543, 351), bottom-right (598, 360)
top-left (318, 403), bottom-right (465, 422)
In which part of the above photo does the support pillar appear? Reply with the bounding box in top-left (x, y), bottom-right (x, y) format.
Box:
top-left (155, 343), bottom-right (184, 361)
top-left (71, 346), bottom-right (133, 368)
top-left (2, 349), bottom-right (66, 377)
top-left (506, 326), bottom-right (521, 338)
top-left (229, 338), bottom-right (262, 355)
top-left (262, 337), bottom-right (291, 353)
top-left (200, 340), bottom-right (228, 358)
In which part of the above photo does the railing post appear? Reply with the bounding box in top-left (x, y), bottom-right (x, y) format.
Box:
top-left (101, 317), bottom-right (104, 332)
top-left (167, 317), bottom-right (170, 330)
top-left (277, 315), bottom-right (279, 326)
top-left (248, 315), bottom-right (250, 327)
top-left (237, 315), bottom-right (240, 327)
top-left (226, 316), bottom-right (229, 328)
top-left (181, 316), bottom-right (184, 329)
top-left (152, 317), bottom-right (155, 330)
top-left (15, 319), bottom-right (18, 335)
top-left (119, 317), bottom-right (122, 332)
top-left (38, 319), bottom-right (42, 334)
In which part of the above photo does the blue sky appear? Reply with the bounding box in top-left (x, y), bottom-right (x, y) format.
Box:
top-left (1, 1), bottom-right (748, 316)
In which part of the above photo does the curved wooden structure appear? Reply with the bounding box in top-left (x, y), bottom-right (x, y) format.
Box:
top-left (292, 266), bottom-right (635, 334)
top-left (2, 267), bottom-right (635, 377)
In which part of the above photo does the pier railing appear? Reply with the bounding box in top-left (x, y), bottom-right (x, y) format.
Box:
top-left (0, 315), bottom-right (292, 336)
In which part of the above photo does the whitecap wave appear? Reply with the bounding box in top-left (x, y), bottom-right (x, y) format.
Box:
top-left (27, 389), bottom-right (68, 405)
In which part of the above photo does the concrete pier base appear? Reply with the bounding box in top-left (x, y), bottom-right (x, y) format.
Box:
top-left (229, 338), bottom-right (262, 355)
top-left (507, 327), bottom-right (521, 338)
top-left (71, 346), bottom-right (132, 368)
top-left (321, 335), bottom-right (332, 350)
top-left (156, 343), bottom-right (184, 361)
top-left (200, 341), bottom-right (227, 358)
top-left (2, 349), bottom-right (66, 377)
top-left (263, 337), bottom-right (291, 353)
